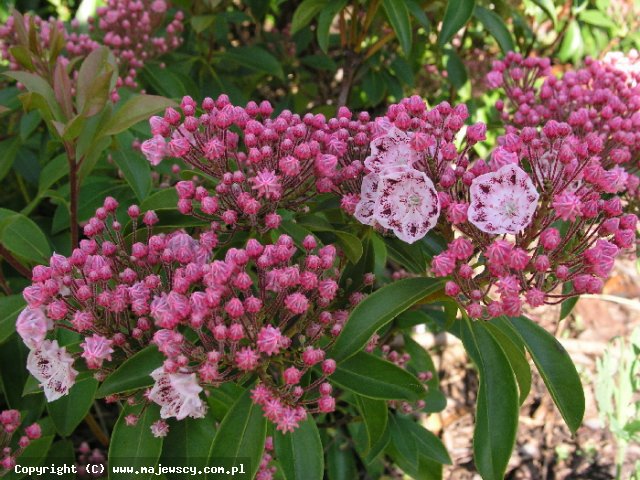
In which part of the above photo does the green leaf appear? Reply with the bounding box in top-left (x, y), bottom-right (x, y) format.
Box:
top-left (444, 49), bottom-right (468, 90)
top-left (474, 6), bottom-right (515, 54)
top-left (206, 387), bottom-right (266, 480)
top-left (96, 346), bottom-right (164, 398)
top-left (402, 334), bottom-right (448, 413)
top-left (485, 322), bottom-right (532, 405)
top-left (191, 14), bottom-right (216, 33)
top-left (355, 395), bottom-right (388, 454)
top-left (317, 1), bottom-right (347, 53)
top-left (510, 315), bottom-right (584, 433)
top-left (47, 376), bottom-right (98, 436)
top-left (0, 294), bottom-right (26, 344)
top-left (140, 188), bottom-right (179, 211)
top-left (579, 9), bottom-right (616, 29)
top-left (161, 412), bottom-right (216, 479)
top-left (331, 352), bottom-right (426, 401)
top-left (388, 413), bottom-right (418, 467)
top-left (275, 416), bottom-right (324, 480)
top-left (109, 404), bottom-right (163, 480)
top-left (291, 0), bottom-right (328, 34)
top-left (531, 0), bottom-right (557, 26)
top-left (382, 0), bottom-right (413, 56)
top-left (3, 71), bottom-right (63, 121)
top-left (76, 46), bottom-right (117, 117)
top-left (331, 277), bottom-right (444, 362)
top-left (206, 383), bottom-right (244, 421)
top-left (44, 440), bottom-right (76, 479)
top-left (221, 47), bottom-right (285, 80)
top-left (438, 0), bottom-right (475, 46)
top-left (396, 414), bottom-right (451, 464)
top-left (405, 0), bottom-right (431, 32)
top-left (3, 436), bottom-right (54, 480)
top-left (38, 153), bottom-right (68, 194)
top-left (461, 319), bottom-right (519, 480)
top-left (0, 137), bottom-right (20, 183)
top-left (0, 208), bottom-right (51, 264)
top-left (112, 149), bottom-right (151, 201)
top-left (19, 110), bottom-right (42, 141)
top-left (327, 435), bottom-right (358, 480)
top-left (558, 20), bottom-right (583, 62)
top-left (99, 94), bottom-right (176, 137)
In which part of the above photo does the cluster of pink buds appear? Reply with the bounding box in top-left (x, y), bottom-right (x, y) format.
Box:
top-left (0, 14), bottom-right (96, 71)
top-left (430, 121), bottom-right (637, 318)
top-left (141, 95), bottom-right (374, 232)
top-left (75, 442), bottom-right (106, 478)
top-left (487, 52), bottom-right (640, 199)
top-left (87, 0), bottom-right (184, 90)
top-left (345, 96), bottom-right (487, 243)
top-left (16, 197), bottom-right (369, 433)
top-left (0, 410), bottom-right (41, 471)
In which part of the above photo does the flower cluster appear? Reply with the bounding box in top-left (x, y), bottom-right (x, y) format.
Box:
top-left (0, 1), bottom-right (183, 97)
top-left (17, 197), bottom-right (366, 433)
top-left (345, 97), bottom-right (486, 243)
top-left (0, 410), bottom-right (41, 471)
top-left (87, 0), bottom-right (184, 90)
top-left (487, 52), bottom-right (640, 199)
top-left (141, 95), bottom-right (375, 232)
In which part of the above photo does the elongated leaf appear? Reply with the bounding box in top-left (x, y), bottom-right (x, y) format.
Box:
top-left (0, 295), bottom-right (26, 344)
top-left (327, 435), bottom-right (358, 480)
top-left (44, 439), bottom-right (76, 479)
top-left (112, 149), bottom-right (151, 201)
top-left (406, 0), bottom-right (431, 32)
top-left (402, 334), bottom-right (447, 413)
top-left (395, 415), bottom-right (451, 464)
top-left (355, 395), bottom-right (388, 453)
top-left (558, 20), bottom-right (582, 62)
top-left (438, 0), bottom-right (475, 46)
top-left (445, 49), bottom-right (468, 90)
top-left (388, 413), bottom-right (418, 467)
top-left (317, 1), bottom-right (347, 53)
top-left (0, 137), bottom-right (20, 183)
top-left (485, 321), bottom-right (531, 405)
top-left (47, 376), bottom-right (98, 436)
top-left (531, 0), bottom-right (557, 25)
top-left (206, 387), bottom-right (266, 479)
top-left (96, 346), bottom-right (163, 397)
top-left (275, 416), bottom-right (324, 480)
top-left (510, 315), bottom-right (584, 432)
top-left (461, 319), bottom-right (519, 480)
top-left (291, 0), bottom-right (328, 34)
top-left (0, 208), bottom-right (51, 264)
top-left (99, 94), bottom-right (176, 137)
top-left (382, 0), bottom-right (412, 56)
top-left (3, 71), bottom-right (64, 121)
top-left (331, 277), bottom-right (444, 362)
top-left (38, 153), bottom-right (68, 194)
top-left (222, 47), bottom-right (285, 80)
top-left (331, 352), bottom-right (426, 401)
top-left (109, 404), bottom-right (163, 480)
top-left (161, 412), bottom-right (216, 479)
top-left (474, 6), bottom-right (514, 53)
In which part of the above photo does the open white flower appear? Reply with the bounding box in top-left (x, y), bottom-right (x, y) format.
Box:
top-left (27, 339), bottom-right (78, 402)
top-left (468, 164), bottom-right (539, 234)
top-left (364, 126), bottom-right (418, 174)
top-left (148, 367), bottom-right (207, 420)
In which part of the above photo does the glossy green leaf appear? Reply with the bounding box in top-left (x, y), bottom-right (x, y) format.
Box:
top-left (402, 334), bottom-right (447, 413)
top-left (112, 149), bottom-right (151, 201)
top-left (207, 387), bottom-right (266, 479)
top-left (558, 20), bottom-right (583, 62)
top-left (37, 154), bottom-right (68, 195)
top-left (382, 0), bottom-right (413, 56)
top-left (510, 315), bottom-right (584, 433)
top-left (331, 352), bottom-right (426, 401)
top-left (109, 404), bottom-right (163, 480)
top-left (327, 435), bottom-right (358, 480)
top-left (76, 47), bottom-right (117, 117)
top-left (4, 71), bottom-right (63, 121)
top-left (579, 9), bottom-right (617, 29)
top-left (485, 322), bottom-right (531, 405)
top-left (99, 94), bottom-right (176, 137)
top-left (191, 14), bottom-right (216, 33)
top-left (331, 277), bottom-right (444, 362)
top-left (291, 0), bottom-right (328, 34)
top-left (0, 137), bottom-right (20, 183)
top-left (438, 0), bottom-right (475, 46)
top-left (47, 376), bottom-right (98, 436)
top-left (317, 1), bottom-right (347, 53)
top-left (396, 414), bottom-right (451, 464)
top-left (96, 346), bottom-right (164, 397)
top-left (140, 188), bottom-right (179, 212)
top-left (474, 6), bottom-right (515, 53)
top-left (355, 395), bottom-right (388, 453)
top-left (222, 47), bottom-right (285, 80)
top-left (0, 208), bottom-right (51, 264)
top-left (461, 319), bottom-right (519, 480)
top-left (388, 413), bottom-right (418, 467)
top-left (405, 0), bottom-right (431, 32)
top-left (44, 440), bottom-right (76, 480)
top-left (0, 295), bottom-right (26, 344)
top-left (161, 412), bottom-right (216, 479)
top-left (384, 236), bottom-right (429, 273)
top-left (445, 49), bottom-right (468, 90)
top-left (275, 416), bottom-right (324, 480)
top-left (362, 70), bottom-right (386, 106)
